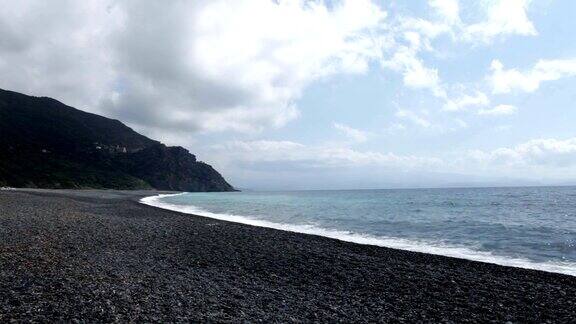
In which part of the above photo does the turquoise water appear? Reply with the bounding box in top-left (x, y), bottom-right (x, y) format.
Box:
top-left (142, 186), bottom-right (576, 275)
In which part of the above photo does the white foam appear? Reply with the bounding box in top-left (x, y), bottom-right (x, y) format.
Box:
top-left (141, 193), bottom-right (576, 277)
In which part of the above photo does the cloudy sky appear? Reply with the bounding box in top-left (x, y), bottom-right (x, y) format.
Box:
top-left (2, 0), bottom-right (576, 190)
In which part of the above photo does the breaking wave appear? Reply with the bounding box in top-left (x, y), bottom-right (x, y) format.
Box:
top-left (141, 193), bottom-right (576, 276)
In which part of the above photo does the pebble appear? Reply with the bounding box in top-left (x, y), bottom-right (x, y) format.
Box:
top-left (1, 189), bottom-right (575, 322)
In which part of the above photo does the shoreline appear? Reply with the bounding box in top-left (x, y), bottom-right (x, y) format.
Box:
top-left (141, 192), bottom-right (576, 277)
top-left (1, 189), bottom-right (576, 322)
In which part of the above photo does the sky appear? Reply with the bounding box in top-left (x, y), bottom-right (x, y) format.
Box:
top-left (2, 0), bottom-right (576, 190)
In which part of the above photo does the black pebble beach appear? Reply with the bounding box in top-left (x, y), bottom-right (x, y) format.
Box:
top-left (1, 189), bottom-right (575, 322)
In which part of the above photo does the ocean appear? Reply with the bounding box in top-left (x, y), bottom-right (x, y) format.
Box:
top-left (141, 186), bottom-right (576, 276)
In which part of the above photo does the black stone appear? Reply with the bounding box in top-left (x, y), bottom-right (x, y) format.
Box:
top-left (1, 189), bottom-right (575, 322)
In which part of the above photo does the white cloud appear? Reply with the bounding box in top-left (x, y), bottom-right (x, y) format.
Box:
top-left (429, 0), bottom-right (460, 24)
top-left (212, 140), bottom-right (442, 169)
top-left (464, 0), bottom-right (537, 43)
top-left (397, 0), bottom-right (460, 41)
top-left (395, 109), bottom-right (432, 128)
top-left (214, 136), bottom-right (576, 181)
top-left (443, 91), bottom-right (489, 111)
top-left (382, 47), bottom-right (446, 98)
top-left (333, 123), bottom-right (369, 143)
top-left (0, 0), bottom-right (543, 139)
top-left (490, 58), bottom-right (576, 94)
top-left (478, 104), bottom-right (517, 116)
top-left (404, 61), bottom-right (444, 96)
top-left (399, 0), bottom-right (537, 45)
top-left (381, 1), bottom-right (455, 99)
top-left (394, 109), bottom-right (467, 132)
top-left (383, 0), bottom-right (538, 105)
top-left (0, 0), bottom-right (388, 135)
top-left (220, 137), bottom-right (576, 170)
top-left (467, 138), bottom-right (576, 168)
top-left (207, 136), bottom-right (576, 188)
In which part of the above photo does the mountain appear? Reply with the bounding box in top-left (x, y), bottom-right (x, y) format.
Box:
top-left (0, 88), bottom-right (235, 191)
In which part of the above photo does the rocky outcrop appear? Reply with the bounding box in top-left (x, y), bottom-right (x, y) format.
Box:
top-left (120, 144), bottom-right (235, 192)
top-left (0, 88), bottom-right (235, 191)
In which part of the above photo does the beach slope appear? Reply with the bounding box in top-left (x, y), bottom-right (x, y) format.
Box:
top-left (1, 189), bottom-right (575, 322)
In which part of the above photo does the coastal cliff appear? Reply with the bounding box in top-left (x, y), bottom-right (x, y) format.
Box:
top-left (0, 88), bottom-right (235, 191)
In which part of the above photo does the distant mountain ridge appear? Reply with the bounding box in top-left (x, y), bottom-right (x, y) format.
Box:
top-left (0, 88), bottom-right (235, 191)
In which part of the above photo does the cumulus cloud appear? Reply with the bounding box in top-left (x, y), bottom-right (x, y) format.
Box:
top-left (381, 19), bottom-right (447, 99)
top-left (463, 0), bottom-right (537, 43)
top-left (398, 0), bottom-right (537, 45)
top-left (4, 0), bottom-right (574, 188)
top-left (382, 48), bottom-right (446, 98)
top-left (478, 104), bottom-right (517, 116)
top-left (333, 123), bottom-right (369, 143)
top-left (384, 0), bottom-right (538, 106)
top-left (429, 0), bottom-right (461, 25)
top-left (490, 58), bottom-right (576, 94)
top-left (0, 0), bottom-right (387, 135)
top-left (0, 0), bottom-right (542, 138)
top-left (396, 0), bottom-right (459, 40)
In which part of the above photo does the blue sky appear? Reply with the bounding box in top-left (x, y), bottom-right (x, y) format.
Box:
top-left (2, 0), bottom-right (576, 189)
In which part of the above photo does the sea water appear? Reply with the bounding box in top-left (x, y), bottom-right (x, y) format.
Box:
top-left (141, 186), bottom-right (576, 276)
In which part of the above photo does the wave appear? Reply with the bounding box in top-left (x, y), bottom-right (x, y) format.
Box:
top-left (141, 193), bottom-right (576, 277)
